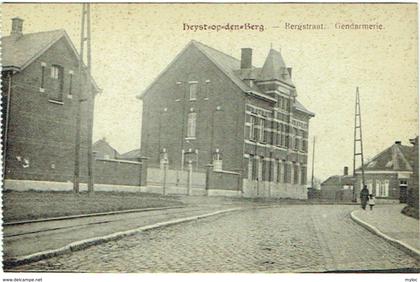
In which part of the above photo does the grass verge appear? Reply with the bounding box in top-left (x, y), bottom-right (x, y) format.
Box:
top-left (3, 190), bottom-right (183, 222)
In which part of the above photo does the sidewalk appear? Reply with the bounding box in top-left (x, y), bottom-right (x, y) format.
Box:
top-left (351, 204), bottom-right (420, 259)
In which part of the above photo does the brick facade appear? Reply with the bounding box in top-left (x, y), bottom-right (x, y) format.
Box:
top-left (2, 28), bottom-right (97, 183)
top-left (353, 141), bottom-right (415, 201)
top-left (140, 41), bottom-right (314, 197)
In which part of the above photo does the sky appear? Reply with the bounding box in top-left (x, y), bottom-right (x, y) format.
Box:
top-left (2, 3), bottom-right (418, 181)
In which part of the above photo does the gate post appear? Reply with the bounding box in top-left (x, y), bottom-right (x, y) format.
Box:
top-left (205, 164), bottom-right (214, 196)
top-left (139, 157), bottom-right (148, 187)
top-left (162, 161), bottom-right (168, 195)
top-left (187, 160), bottom-right (193, 196)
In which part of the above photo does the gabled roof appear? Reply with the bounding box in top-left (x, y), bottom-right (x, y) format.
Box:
top-left (138, 40), bottom-right (313, 117)
top-left (357, 142), bottom-right (414, 172)
top-left (93, 138), bottom-right (120, 156)
top-left (294, 99), bottom-right (315, 117)
top-left (118, 148), bottom-right (141, 160)
top-left (258, 49), bottom-right (294, 86)
top-left (321, 175), bottom-right (354, 186)
top-left (2, 29), bottom-right (100, 93)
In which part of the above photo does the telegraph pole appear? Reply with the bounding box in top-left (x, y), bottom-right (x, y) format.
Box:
top-left (311, 136), bottom-right (315, 189)
top-left (73, 4), bottom-right (93, 194)
top-left (352, 87), bottom-right (366, 201)
top-left (85, 5), bottom-right (95, 194)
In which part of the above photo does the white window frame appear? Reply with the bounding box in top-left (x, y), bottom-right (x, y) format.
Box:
top-left (51, 65), bottom-right (60, 79)
top-left (367, 179), bottom-right (373, 194)
top-left (187, 112), bottom-right (197, 138)
top-left (189, 82), bottom-right (198, 101)
top-left (249, 115), bottom-right (255, 140)
top-left (383, 180), bottom-right (389, 197)
top-left (259, 118), bottom-right (265, 143)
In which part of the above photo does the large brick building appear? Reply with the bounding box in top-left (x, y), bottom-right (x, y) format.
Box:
top-left (2, 18), bottom-right (99, 184)
top-left (354, 140), bottom-right (415, 203)
top-left (139, 40), bottom-right (314, 198)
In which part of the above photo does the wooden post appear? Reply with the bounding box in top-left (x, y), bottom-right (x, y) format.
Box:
top-left (187, 160), bottom-right (193, 195)
top-left (162, 159), bottom-right (168, 195)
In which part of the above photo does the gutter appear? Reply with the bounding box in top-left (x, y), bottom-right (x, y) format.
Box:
top-left (245, 90), bottom-right (277, 103)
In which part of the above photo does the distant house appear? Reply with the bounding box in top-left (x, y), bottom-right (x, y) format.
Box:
top-left (320, 167), bottom-right (354, 202)
top-left (93, 138), bottom-right (120, 160)
top-left (118, 148), bottom-right (141, 161)
top-left (2, 18), bottom-right (99, 184)
top-left (354, 140), bottom-right (415, 203)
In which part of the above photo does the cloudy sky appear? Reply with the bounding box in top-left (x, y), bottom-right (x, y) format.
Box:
top-left (3, 3), bottom-right (418, 180)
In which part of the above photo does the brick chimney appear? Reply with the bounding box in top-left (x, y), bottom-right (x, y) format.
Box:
top-left (11, 17), bottom-right (24, 36)
top-left (241, 48), bottom-right (252, 69)
top-left (287, 67), bottom-right (292, 78)
top-left (343, 166), bottom-right (348, 176)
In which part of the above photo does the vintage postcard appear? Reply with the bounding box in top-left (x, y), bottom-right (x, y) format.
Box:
top-left (1, 1), bottom-right (419, 279)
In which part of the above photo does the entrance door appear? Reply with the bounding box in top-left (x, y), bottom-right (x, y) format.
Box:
top-left (399, 180), bottom-right (408, 203)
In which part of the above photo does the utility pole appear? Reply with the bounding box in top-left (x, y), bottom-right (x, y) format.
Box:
top-left (85, 5), bottom-right (94, 194)
top-left (73, 3), bottom-right (93, 194)
top-left (311, 136), bottom-right (316, 189)
top-left (352, 87), bottom-right (366, 201)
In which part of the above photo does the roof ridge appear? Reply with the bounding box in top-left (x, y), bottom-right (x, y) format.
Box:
top-left (394, 144), bottom-right (413, 170)
top-left (191, 40), bottom-right (242, 65)
top-left (2, 28), bottom-right (65, 40)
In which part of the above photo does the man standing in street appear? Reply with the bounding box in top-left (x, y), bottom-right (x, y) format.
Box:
top-left (360, 185), bottom-right (369, 210)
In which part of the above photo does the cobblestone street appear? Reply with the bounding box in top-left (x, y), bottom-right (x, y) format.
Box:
top-left (10, 205), bottom-right (420, 272)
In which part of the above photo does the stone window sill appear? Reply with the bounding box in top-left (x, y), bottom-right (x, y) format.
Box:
top-left (48, 99), bottom-right (64, 105)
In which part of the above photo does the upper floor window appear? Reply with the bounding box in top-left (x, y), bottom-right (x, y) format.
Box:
top-left (50, 65), bottom-right (64, 102)
top-left (249, 115), bottom-right (255, 140)
top-left (187, 112), bottom-right (197, 138)
top-left (51, 65), bottom-right (61, 79)
top-left (68, 70), bottom-right (74, 97)
top-left (259, 118), bottom-right (265, 143)
top-left (40, 62), bottom-right (46, 90)
top-left (189, 82), bottom-right (198, 101)
top-left (294, 137), bottom-right (299, 151)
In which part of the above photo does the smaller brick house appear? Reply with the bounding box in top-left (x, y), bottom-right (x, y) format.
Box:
top-left (354, 141), bottom-right (415, 203)
top-left (320, 167), bottom-right (354, 202)
top-left (118, 148), bottom-right (141, 161)
top-left (93, 138), bottom-right (120, 159)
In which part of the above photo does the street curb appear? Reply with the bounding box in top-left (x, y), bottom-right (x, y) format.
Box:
top-left (350, 211), bottom-right (420, 260)
top-left (4, 205), bottom-right (186, 226)
top-left (3, 207), bottom-right (244, 268)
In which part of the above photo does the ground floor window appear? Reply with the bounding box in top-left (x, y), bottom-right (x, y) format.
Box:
top-left (301, 166), bottom-right (306, 185)
top-left (374, 179), bottom-right (389, 197)
top-left (277, 160), bottom-right (282, 183)
top-left (283, 162), bottom-right (288, 183)
top-left (252, 156), bottom-right (257, 180)
top-left (293, 163), bottom-right (299, 184)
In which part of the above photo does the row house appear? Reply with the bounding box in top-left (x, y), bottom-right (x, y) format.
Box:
top-left (139, 40), bottom-right (314, 198)
top-left (2, 18), bottom-right (99, 184)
